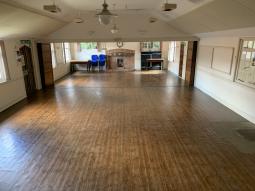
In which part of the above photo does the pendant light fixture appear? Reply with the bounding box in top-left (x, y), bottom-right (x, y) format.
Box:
top-left (111, 4), bottom-right (119, 34)
top-left (96, 0), bottom-right (118, 25)
top-left (111, 24), bottom-right (119, 34)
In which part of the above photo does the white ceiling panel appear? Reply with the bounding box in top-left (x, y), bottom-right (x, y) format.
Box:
top-left (1, 0), bottom-right (214, 21)
top-left (1, 0), bottom-right (255, 40)
top-left (170, 0), bottom-right (255, 34)
top-left (0, 2), bottom-right (65, 39)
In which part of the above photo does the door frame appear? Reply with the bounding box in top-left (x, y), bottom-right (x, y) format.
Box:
top-left (178, 42), bottom-right (185, 78)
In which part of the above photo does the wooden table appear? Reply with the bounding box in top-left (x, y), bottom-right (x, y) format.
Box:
top-left (70, 60), bottom-right (90, 73)
top-left (146, 58), bottom-right (164, 70)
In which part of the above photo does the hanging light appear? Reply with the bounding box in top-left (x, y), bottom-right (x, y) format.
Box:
top-left (111, 24), bottom-right (119, 34)
top-left (110, 4), bottom-right (119, 33)
top-left (96, 0), bottom-right (118, 25)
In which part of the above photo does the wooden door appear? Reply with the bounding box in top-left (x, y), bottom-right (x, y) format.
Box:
top-left (37, 43), bottom-right (54, 89)
top-left (20, 45), bottom-right (36, 96)
top-left (178, 43), bottom-right (185, 78)
top-left (185, 41), bottom-right (198, 86)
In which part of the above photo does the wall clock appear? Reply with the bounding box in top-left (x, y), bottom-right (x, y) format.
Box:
top-left (117, 41), bottom-right (124, 48)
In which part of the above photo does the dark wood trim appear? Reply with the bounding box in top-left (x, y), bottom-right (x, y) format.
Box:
top-left (185, 41), bottom-right (198, 86)
top-left (37, 43), bottom-right (54, 89)
top-left (179, 42), bottom-right (185, 77)
top-left (20, 45), bottom-right (36, 97)
top-left (37, 43), bottom-right (46, 89)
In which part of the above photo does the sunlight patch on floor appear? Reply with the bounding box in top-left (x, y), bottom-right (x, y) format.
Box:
top-left (134, 70), bottom-right (166, 75)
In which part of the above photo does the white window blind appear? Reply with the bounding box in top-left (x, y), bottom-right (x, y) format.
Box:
top-left (50, 43), bottom-right (57, 69)
top-left (63, 43), bottom-right (71, 63)
top-left (0, 41), bottom-right (9, 83)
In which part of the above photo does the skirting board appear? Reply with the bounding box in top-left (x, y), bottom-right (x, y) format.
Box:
top-left (195, 85), bottom-right (255, 124)
top-left (0, 95), bottom-right (27, 113)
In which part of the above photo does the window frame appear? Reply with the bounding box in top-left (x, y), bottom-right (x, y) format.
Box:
top-left (168, 41), bottom-right (177, 63)
top-left (50, 43), bottom-right (57, 69)
top-left (63, 42), bottom-right (71, 63)
top-left (79, 42), bottom-right (98, 51)
top-left (140, 41), bottom-right (161, 52)
top-left (235, 38), bottom-right (255, 89)
top-left (0, 41), bottom-right (10, 83)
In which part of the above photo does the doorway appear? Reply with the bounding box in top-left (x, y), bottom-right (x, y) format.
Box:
top-left (37, 43), bottom-right (54, 89)
top-left (167, 41), bottom-right (198, 86)
top-left (178, 42), bottom-right (185, 78)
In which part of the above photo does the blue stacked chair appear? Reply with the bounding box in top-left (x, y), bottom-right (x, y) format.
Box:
top-left (91, 55), bottom-right (99, 71)
top-left (99, 54), bottom-right (106, 71)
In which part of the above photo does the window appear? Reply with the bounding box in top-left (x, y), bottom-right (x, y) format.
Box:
top-left (50, 43), bottom-right (57, 68)
top-left (79, 42), bottom-right (97, 51)
top-left (140, 42), bottom-right (161, 52)
top-left (168, 41), bottom-right (177, 62)
top-left (152, 42), bottom-right (160, 50)
top-left (148, 42), bottom-right (153, 49)
top-left (63, 43), bottom-right (71, 63)
top-left (0, 41), bottom-right (9, 83)
top-left (236, 39), bottom-right (255, 88)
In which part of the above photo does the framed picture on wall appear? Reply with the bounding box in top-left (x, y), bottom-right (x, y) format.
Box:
top-left (235, 38), bottom-right (255, 88)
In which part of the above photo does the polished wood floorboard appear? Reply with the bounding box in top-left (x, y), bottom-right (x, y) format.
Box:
top-left (0, 71), bottom-right (255, 191)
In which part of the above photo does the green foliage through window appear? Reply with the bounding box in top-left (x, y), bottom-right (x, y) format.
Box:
top-left (141, 42), bottom-right (161, 52)
top-left (80, 42), bottom-right (97, 51)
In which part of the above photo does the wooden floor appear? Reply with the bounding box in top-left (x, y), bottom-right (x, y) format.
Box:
top-left (0, 71), bottom-right (255, 191)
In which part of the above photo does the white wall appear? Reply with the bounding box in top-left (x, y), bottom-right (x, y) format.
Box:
top-left (53, 43), bottom-right (70, 81)
top-left (195, 28), bottom-right (255, 124)
top-left (0, 40), bottom-right (26, 112)
top-left (168, 41), bottom-right (188, 79)
top-left (168, 42), bottom-right (181, 76)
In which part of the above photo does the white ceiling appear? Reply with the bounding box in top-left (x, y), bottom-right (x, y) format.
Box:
top-left (170, 0), bottom-right (255, 34)
top-left (0, 2), bottom-right (64, 39)
top-left (47, 12), bottom-right (198, 42)
top-left (1, 0), bottom-right (255, 40)
top-left (1, 0), bottom-right (214, 22)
